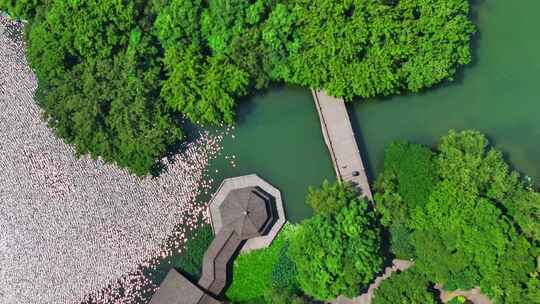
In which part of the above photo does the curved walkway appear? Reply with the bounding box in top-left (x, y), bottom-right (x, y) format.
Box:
top-left (333, 260), bottom-right (413, 304)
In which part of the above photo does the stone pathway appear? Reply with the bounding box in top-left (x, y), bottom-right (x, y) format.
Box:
top-left (332, 260), bottom-right (413, 304)
top-left (331, 260), bottom-right (493, 304)
top-left (435, 284), bottom-right (493, 304)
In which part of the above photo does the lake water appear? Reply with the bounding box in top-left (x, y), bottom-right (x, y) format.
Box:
top-left (203, 86), bottom-right (335, 223)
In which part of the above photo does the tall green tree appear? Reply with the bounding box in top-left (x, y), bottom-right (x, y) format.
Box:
top-left (283, 0), bottom-right (475, 99)
top-left (375, 130), bottom-right (540, 304)
top-left (289, 181), bottom-right (383, 300)
top-left (306, 180), bottom-right (359, 215)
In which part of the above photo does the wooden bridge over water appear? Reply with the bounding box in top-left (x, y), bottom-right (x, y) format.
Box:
top-left (312, 90), bottom-right (373, 200)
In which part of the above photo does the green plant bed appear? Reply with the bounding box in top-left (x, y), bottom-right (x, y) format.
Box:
top-left (270, 241), bottom-right (298, 290)
top-left (226, 224), bottom-right (296, 302)
top-left (175, 225), bottom-right (214, 280)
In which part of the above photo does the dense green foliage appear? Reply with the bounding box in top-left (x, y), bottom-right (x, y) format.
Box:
top-left (24, 1), bottom-right (183, 176)
top-left (447, 296), bottom-right (468, 304)
top-left (0, 0), bottom-right (475, 175)
top-left (374, 141), bottom-right (437, 259)
top-left (306, 179), bottom-right (360, 215)
top-left (259, 288), bottom-right (305, 304)
top-left (175, 225), bottom-right (213, 279)
top-left (282, 0), bottom-right (476, 99)
top-left (372, 268), bottom-right (438, 304)
top-left (226, 224), bottom-right (296, 302)
top-left (289, 181), bottom-right (382, 300)
top-left (0, 0), bottom-right (43, 20)
top-left (375, 130), bottom-right (540, 304)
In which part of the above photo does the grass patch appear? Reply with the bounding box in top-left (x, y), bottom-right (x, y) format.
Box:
top-left (226, 224), bottom-right (296, 302)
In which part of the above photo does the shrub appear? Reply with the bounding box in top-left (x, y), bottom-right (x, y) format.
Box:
top-left (289, 183), bottom-right (383, 300)
top-left (372, 268), bottom-right (438, 304)
top-left (270, 241), bottom-right (298, 290)
top-left (226, 224), bottom-right (295, 302)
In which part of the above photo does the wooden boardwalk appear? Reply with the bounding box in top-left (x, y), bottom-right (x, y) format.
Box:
top-left (312, 90), bottom-right (372, 200)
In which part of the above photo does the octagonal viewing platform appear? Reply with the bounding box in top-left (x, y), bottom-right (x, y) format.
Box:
top-left (208, 174), bottom-right (286, 252)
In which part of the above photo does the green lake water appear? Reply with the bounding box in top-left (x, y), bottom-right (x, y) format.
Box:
top-left (144, 87), bottom-right (336, 299)
top-left (204, 86), bottom-right (335, 223)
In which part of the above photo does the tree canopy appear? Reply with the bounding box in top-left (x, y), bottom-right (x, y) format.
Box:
top-left (305, 179), bottom-right (360, 215)
top-left (375, 130), bottom-right (540, 304)
top-left (372, 268), bottom-right (438, 304)
top-left (289, 181), bottom-right (383, 300)
top-left (0, 0), bottom-right (43, 20)
top-left (23, 1), bottom-right (183, 176)
top-left (282, 0), bottom-right (475, 99)
top-left (1, 0), bottom-right (475, 175)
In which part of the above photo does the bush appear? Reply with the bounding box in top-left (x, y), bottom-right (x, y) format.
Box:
top-left (375, 130), bottom-right (540, 303)
top-left (226, 224), bottom-right (295, 302)
top-left (372, 268), bottom-right (438, 304)
top-left (289, 182), bottom-right (383, 300)
top-left (270, 241), bottom-right (298, 290)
